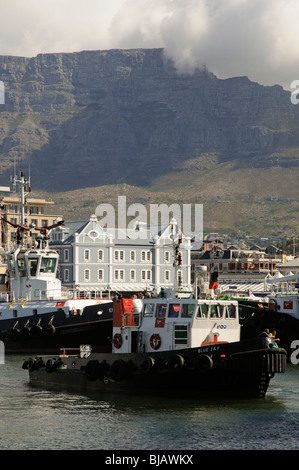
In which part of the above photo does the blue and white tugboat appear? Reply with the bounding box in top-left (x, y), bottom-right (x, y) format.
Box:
top-left (23, 290), bottom-right (287, 399)
top-left (0, 173), bottom-right (113, 353)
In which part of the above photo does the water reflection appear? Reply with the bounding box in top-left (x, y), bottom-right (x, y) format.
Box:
top-left (0, 355), bottom-right (299, 450)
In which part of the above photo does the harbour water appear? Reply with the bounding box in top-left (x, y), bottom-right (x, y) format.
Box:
top-left (1, 354), bottom-right (299, 451)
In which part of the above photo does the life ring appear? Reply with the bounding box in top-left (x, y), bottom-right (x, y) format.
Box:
top-left (113, 333), bottom-right (122, 349)
top-left (150, 333), bottom-right (161, 350)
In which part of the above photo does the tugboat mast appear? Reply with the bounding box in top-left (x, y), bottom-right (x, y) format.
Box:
top-left (12, 171), bottom-right (30, 228)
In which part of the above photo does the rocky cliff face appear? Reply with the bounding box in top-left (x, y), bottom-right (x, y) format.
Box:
top-left (0, 48), bottom-right (298, 191)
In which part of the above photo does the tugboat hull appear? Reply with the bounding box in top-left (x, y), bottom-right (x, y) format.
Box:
top-left (1, 302), bottom-right (113, 354)
top-left (24, 339), bottom-right (287, 400)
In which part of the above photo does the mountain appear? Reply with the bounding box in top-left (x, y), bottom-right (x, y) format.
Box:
top-left (1, 48), bottom-right (299, 237)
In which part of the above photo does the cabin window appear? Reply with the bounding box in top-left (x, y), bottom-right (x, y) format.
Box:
top-left (28, 258), bottom-right (39, 276)
top-left (210, 304), bottom-right (222, 318)
top-left (197, 304), bottom-right (209, 318)
top-left (17, 258), bottom-right (27, 277)
top-left (40, 257), bottom-right (57, 274)
top-left (226, 304), bottom-right (237, 318)
top-left (156, 304), bottom-right (167, 318)
top-left (168, 303), bottom-right (180, 317)
top-left (181, 303), bottom-right (196, 318)
top-left (217, 304), bottom-right (225, 317)
top-left (143, 303), bottom-right (155, 317)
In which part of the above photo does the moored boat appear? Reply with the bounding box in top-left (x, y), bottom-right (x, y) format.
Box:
top-left (23, 295), bottom-right (287, 399)
top-left (238, 273), bottom-right (299, 356)
top-left (0, 173), bottom-right (113, 353)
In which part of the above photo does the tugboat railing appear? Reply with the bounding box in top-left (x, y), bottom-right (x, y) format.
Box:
top-left (0, 288), bottom-right (111, 302)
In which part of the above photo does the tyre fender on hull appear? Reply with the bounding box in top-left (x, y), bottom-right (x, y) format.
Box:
top-left (110, 359), bottom-right (128, 381)
top-left (85, 360), bottom-right (101, 381)
top-left (167, 354), bottom-right (185, 372)
top-left (43, 324), bottom-right (56, 336)
top-left (139, 356), bottom-right (155, 374)
top-left (193, 354), bottom-right (213, 372)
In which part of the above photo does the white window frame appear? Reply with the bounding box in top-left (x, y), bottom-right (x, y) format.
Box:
top-left (114, 269), bottom-right (125, 282)
top-left (114, 250), bottom-right (125, 262)
top-left (141, 270), bottom-right (152, 282)
top-left (84, 249), bottom-right (90, 262)
top-left (84, 269), bottom-right (90, 282)
top-left (141, 250), bottom-right (151, 262)
top-left (98, 249), bottom-right (104, 262)
top-left (64, 249), bottom-right (69, 262)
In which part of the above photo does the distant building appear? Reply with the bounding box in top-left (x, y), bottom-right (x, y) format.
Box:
top-left (0, 185), bottom-right (62, 249)
top-left (202, 237), bottom-right (224, 251)
top-left (276, 257), bottom-right (299, 276)
top-left (50, 215), bottom-right (192, 296)
top-left (191, 245), bottom-right (284, 295)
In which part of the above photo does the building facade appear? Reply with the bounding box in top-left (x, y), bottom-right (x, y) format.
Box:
top-left (50, 215), bottom-right (192, 296)
top-left (0, 185), bottom-right (62, 249)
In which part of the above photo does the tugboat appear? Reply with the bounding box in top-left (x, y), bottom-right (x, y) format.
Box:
top-left (23, 292), bottom-right (287, 400)
top-left (0, 173), bottom-right (113, 354)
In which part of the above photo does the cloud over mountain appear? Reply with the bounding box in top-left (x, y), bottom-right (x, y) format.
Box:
top-left (1, 0), bottom-right (299, 89)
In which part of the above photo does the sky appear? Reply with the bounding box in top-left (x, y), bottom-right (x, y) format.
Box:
top-left (0, 0), bottom-right (299, 90)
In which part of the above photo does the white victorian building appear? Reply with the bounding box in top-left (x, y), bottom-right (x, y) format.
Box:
top-left (49, 215), bottom-right (192, 296)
